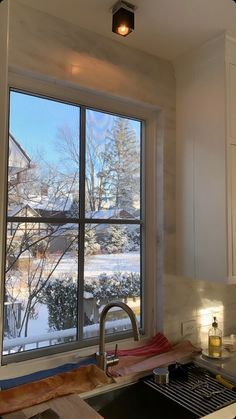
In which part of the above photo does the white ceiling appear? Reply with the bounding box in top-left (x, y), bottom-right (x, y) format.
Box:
top-left (18, 0), bottom-right (236, 61)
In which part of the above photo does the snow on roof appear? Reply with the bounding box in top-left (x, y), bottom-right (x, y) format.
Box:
top-left (86, 208), bottom-right (136, 219)
top-left (30, 195), bottom-right (73, 212)
top-left (8, 203), bottom-right (41, 217)
top-left (8, 205), bottom-right (25, 217)
top-left (8, 133), bottom-right (31, 175)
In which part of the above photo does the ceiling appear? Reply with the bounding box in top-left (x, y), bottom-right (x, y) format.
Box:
top-left (18, 0), bottom-right (236, 61)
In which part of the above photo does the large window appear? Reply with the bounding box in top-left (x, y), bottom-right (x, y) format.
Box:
top-left (3, 89), bottom-right (143, 359)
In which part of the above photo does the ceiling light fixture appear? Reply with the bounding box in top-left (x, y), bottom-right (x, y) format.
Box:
top-left (112, 0), bottom-right (137, 37)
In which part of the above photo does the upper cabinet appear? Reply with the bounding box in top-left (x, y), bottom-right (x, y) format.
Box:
top-left (175, 33), bottom-right (236, 283)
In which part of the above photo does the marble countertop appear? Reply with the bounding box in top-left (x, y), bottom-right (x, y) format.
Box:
top-left (195, 350), bottom-right (236, 384)
top-left (201, 401), bottom-right (236, 418)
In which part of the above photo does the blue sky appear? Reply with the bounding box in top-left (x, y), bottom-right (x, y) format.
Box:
top-left (9, 90), bottom-right (141, 166)
top-left (9, 91), bottom-right (80, 163)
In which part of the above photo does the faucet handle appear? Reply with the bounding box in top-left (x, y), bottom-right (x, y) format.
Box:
top-left (106, 343), bottom-right (119, 369)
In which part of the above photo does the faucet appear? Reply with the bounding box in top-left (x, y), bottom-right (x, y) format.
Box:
top-left (96, 301), bottom-right (140, 371)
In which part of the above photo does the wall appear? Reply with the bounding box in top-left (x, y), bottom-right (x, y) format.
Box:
top-left (9, 1), bottom-right (176, 275)
top-left (0, 0), bottom-right (176, 378)
top-left (164, 274), bottom-right (236, 348)
top-left (6, 1), bottom-right (236, 377)
top-left (6, 0), bottom-right (236, 362)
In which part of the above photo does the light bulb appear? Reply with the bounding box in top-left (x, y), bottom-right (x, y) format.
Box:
top-left (117, 25), bottom-right (129, 36)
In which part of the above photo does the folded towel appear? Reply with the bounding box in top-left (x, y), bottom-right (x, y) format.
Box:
top-left (108, 332), bottom-right (172, 357)
top-left (0, 364), bottom-right (110, 415)
top-left (110, 340), bottom-right (201, 377)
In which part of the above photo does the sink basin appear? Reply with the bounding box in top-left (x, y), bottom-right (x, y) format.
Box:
top-left (85, 380), bottom-right (198, 419)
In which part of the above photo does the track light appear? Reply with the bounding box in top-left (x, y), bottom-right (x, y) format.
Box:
top-left (112, 1), bottom-right (136, 37)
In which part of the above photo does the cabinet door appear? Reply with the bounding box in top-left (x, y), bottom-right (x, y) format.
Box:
top-left (228, 64), bottom-right (236, 144)
top-left (231, 145), bottom-right (236, 276)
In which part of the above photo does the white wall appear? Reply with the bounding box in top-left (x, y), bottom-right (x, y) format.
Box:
top-left (9, 0), bottom-right (176, 275)
top-left (5, 1), bottom-right (236, 370)
top-left (164, 274), bottom-right (236, 347)
top-left (0, 0), bottom-right (177, 378)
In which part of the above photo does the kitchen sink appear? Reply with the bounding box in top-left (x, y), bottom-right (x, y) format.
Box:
top-left (86, 362), bottom-right (236, 419)
top-left (85, 380), bottom-right (198, 419)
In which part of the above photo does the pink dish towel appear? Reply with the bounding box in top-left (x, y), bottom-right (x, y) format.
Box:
top-left (108, 332), bottom-right (172, 357)
top-left (110, 340), bottom-right (201, 377)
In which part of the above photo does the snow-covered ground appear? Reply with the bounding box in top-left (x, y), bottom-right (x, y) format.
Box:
top-left (37, 251), bottom-right (140, 281)
top-left (84, 252), bottom-right (140, 279)
top-left (6, 251), bottom-right (140, 351)
top-left (28, 304), bottom-right (49, 336)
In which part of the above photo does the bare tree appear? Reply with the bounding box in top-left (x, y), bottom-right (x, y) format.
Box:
top-left (6, 150), bottom-right (79, 341)
top-left (57, 123), bottom-right (110, 213)
top-left (6, 221), bottom-right (78, 339)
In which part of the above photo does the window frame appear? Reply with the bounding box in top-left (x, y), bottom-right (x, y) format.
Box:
top-left (0, 72), bottom-right (158, 366)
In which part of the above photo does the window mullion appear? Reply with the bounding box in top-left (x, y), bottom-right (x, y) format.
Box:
top-left (77, 106), bottom-right (86, 342)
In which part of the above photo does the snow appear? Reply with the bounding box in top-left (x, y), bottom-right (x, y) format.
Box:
top-left (28, 304), bottom-right (49, 336)
top-left (39, 251), bottom-right (140, 280)
top-left (84, 252), bottom-right (140, 279)
top-left (5, 251), bottom-right (140, 353)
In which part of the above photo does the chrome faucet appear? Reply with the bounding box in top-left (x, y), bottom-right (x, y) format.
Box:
top-left (96, 301), bottom-right (140, 371)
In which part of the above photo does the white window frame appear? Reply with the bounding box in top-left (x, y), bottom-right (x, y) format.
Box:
top-left (0, 71), bottom-right (159, 373)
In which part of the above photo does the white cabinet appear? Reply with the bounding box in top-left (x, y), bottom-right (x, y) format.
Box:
top-left (175, 33), bottom-right (236, 283)
top-left (228, 64), bottom-right (236, 142)
top-left (231, 145), bottom-right (236, 276)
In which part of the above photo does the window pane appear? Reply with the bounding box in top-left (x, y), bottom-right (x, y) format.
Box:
top-left (3, 222), bottom-right (78, 354)
top-left (5, 89), bottom-right (143, 361)
top-left (8, 91), bottom-right (80, 218)
top-left (85, 110), bottom-right (141, 220)
top-left (83, 224), bottom-right (141, 338)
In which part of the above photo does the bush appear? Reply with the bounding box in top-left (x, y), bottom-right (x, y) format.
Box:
top-left (84, 272), bottom-right (140, 304)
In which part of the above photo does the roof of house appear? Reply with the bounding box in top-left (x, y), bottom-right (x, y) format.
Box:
top-left (8, 204), bottom-right (41, 218)
top-left (85, 208), bottom-right (136, 219)
top-left (8, 133), bottom-right (31, 175)
top-left (30, 195), bottom-right (73, 213)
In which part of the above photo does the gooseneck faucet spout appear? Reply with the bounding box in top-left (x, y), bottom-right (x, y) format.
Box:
top-left (96, 301), bottom-right (140, 371)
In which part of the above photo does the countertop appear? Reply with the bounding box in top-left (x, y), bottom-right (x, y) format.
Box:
top-left (195, 349), bottom-right (236, 383)
top-left (2, 394), bottom-right (103, 419)
top-left (194, 347), bottom-right (236, 418)
top-left (201, 402), bottom-right (236, 418)
top-left (2, 341), bottom-right (235, 419)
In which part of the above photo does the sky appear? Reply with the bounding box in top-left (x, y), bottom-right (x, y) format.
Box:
top-left (9, 90), bottom-right (80, 164)
top-left (9, 90), bottom-right (141, 167)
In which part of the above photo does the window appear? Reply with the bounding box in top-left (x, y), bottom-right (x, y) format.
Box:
top-left (3, 89), bottom-right (143, 360)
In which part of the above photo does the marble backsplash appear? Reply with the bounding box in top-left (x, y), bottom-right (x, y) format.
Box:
top-left (164, 274), bottom-right (236, 348)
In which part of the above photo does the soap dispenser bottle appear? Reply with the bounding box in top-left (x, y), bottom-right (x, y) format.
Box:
top-left (208, 316), bottom-right (222, 357)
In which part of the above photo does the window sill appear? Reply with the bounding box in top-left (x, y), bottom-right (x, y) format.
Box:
top-left (0, 335), bottom-right (149, 381)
